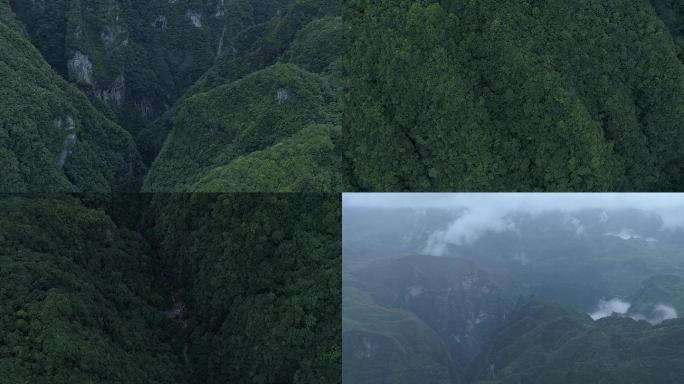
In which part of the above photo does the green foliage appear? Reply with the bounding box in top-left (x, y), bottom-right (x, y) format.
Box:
top-left (0, 195), bottom-right (188, 383)
top-left (4, 0), bottom-right (343, 192)
top-left (346, 256), bottom-right (512, 363)
top-left (343, 286), bottom-right (461, 384)
top-left (0, 1), bottom-right (145, 192)
top-left (284, 16), bottom-right (343, 73)
top-left (629, 274), bottom-right (684, 317)
top-left (1, 193), bottom-right (342, 383)
top-left (468, 301), bottom-right (684, 384)
top-left (191, 124), bottom-right (342, 192)
top-left (345, 0), bottom-right (684, 191)
top-left (143, 63), bottom-right (341, 192)
top-left (146, 193), bottom-right (341, 384)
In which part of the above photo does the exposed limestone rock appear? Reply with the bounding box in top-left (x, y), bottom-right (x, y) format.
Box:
top-left (136, 99), bottom-right (153, 119)
top-left (96, 74), bottom-right (125, 108)
top-left (67, 51), bottom-right (94, 85)
top-left (214, 0), bottom-right (225, 17)
top-left (56, 133), bottom-right (77, 168)
top-left (216, 27), bottom-right (226, 58)
top-left (153, 15), bottom-right (167, 29)
top-left (186, 10), bottom-right (202, 28)
top-left (276, 88), bottom-right (291, 103)
top-left (52, 114), bottom-right (75, 131)
top-left (101, 24), bottom-right (127, 49)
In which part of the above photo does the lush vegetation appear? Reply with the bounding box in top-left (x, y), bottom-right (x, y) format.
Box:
top-left (343, 285), bottom-right (460, 384)
top-left (344, 205), bottom-right (684, 383)
top-left (146, 193), bottom-right (341, 383)
top-left (143, 62), bottom-right (341, 192)
top-left (0, 196), bottom-right (187, 383)
top-left (0, 193), bottom-right (341, 383)
top-left (0, 1), bottom-right (145, 192)
top-left (468, 301), bottom-right (684, 384)
top-left (3, 0), bottom-right (342, 192)
top-left (142, 0), bottom-right (343, 192)
top-left (190, 124), bottom-right (342, 192)
top-left (345, 0), bottom-right (684, 191)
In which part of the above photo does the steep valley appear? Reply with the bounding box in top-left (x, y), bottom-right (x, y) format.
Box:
top-left (343, 203), bottom-right (684, 384)
top-left (0, 193), bottom-right (341, 383)
top-left (1, 0), bottom-right (341, 192)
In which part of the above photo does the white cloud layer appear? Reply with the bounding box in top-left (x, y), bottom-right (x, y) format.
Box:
top-left (344, 193), bottom-right (684, 256)
top-left (590, 298), bottom-right (632, 320)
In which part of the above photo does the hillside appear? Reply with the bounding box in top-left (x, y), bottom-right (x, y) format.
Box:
top-left (141, 0), bottom-right (342, 191)
top-left (468, 300), bottom-right (684, 384)
top-left (343, 286), bottom-right (461, 384)
top-left (350, 256), bottom-right (512, 362)
top-left (2, 0), bottom-right (341, 192)
top-left (0, 193), bottom-right (341, 383)
top-left (345, 0), bottom-right (684, 191)
top-left (0, 1), bottom-right (145, 192)
top-left (343, 201), bottom-right (684, 383)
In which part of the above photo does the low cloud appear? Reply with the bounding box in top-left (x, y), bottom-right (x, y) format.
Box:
top-left (604, 229), bottom-right (658, 242)
top-left (590, 298), bottom-right (631, 320)
top-left (590, 299), bottom-right (679, 324)
top-left (422, 207), bottom-right (515, 256)
top-left (344, 194), bottom-right (684, 257)
top-left (631, 304), bottom-right (679, 324)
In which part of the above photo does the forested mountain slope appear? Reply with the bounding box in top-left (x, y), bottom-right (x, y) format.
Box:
top-left (0, 193), bottom-right (341, 383)
top-left (468, 301), bottom-right (684, 384)
top-left (0, 1), bottom-right (145, 192)
top-left (9, 0), bottom-right (289, 140)
top-left (345, 0), bottom-right (684, 191)
top-left (343, 286), bottom-right (461, 384)
top-left (343, 206), bottom-right (684, 383)
top-left (145, 193), bottom-right (341, 383)
top-left (143, 0), bottom-right (342, 191)
top-left (343, 256), bottom-right (512, 384)
top-left (3, 0), bottom-right (341, 192)
top-left (0, 196), bottom-right (188, 383)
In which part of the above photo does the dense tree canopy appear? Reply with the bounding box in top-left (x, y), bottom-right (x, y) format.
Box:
top-left (0, 0), bottom-right (145, 192)
top-left (145, 193), bottom-right (341, 383)
top-left (0, 193), bottom-right (341, 383)
top-left (0, 196), bottom-right (187, 383)
top-left (2, 0), bottom-right (341, 192)
top-left (345, 0), bottom-right (684, 191)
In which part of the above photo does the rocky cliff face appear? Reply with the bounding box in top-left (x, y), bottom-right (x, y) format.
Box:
top-left (0, 1), bottom-right (145, 192)
top-left (347, 256), bottom-right (513, 363)
top-left (8, 0), bottom-right (290, 138)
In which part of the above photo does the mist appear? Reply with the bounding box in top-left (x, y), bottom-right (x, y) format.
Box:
top-left (344, 193), bottom-right (684, 256)
top-left (590, 298), bottom-right (679, 324)
top-left (590, 298), bottom-right (631, 320)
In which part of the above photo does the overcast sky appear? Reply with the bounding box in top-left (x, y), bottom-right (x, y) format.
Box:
top-left (344, 194), bottom-right (684, 255)
top-left (343, 193), bottom-right (684, 211)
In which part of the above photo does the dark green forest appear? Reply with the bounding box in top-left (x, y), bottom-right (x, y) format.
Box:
top-left (345, 0), bottom-right (684, 191)
top-left (1, 0), bottom-right (341, 192)
top-left (0, 193), bottom-right (341, 383)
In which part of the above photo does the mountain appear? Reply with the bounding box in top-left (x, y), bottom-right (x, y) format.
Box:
top-left (628, 274), bottom-right (684, 322)
top-left (9, 0), bottom-right (290, 138)
top-left (0, 196), bottom-right (188, 383)
top-left (468, 300), bottom-right (684, 384)
top-left (3, 0), bottom-right (341, 192)
top-left (345, 0), bottom-right (684, 191)
top-left (343, 204), bottom-right (684, 383)
top-left (141, 0), bottom-right (342, 191)
top-left (145, 193), bottom-right (341, 383)
top-left (0, 1), bottom-right (145, 191)
top-left (345, 255), bottom-right (512, 366)
top-left (142, 62), bottom-right (341, 192)
top-left (0, 193), bottom-right (341, 383)
top-left (343, 286), bottom-right (461, 384)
